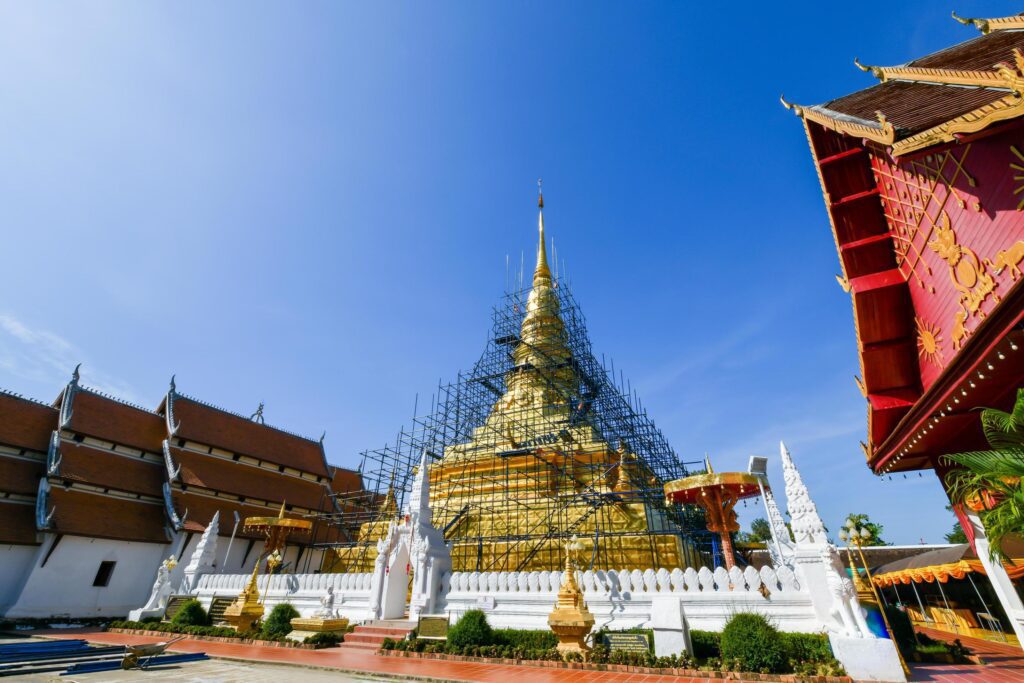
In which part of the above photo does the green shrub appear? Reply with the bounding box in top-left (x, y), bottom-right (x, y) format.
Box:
top-left (689, 629), bottom-right (720, 659)
top-left (304, 632), bottom-right (342, 648)
top-left (261, 603), bottom-right (299, 639)
top-left (492, 628), bottom-right (557, 650)
top-left (719, 613), bottom-right (786, 674)
top-left (170, 599), bottom-right (209, 627)
top-left (447, 610), bottom-right (493, 648)
top-left (779, 631), bottom-right (832, 662)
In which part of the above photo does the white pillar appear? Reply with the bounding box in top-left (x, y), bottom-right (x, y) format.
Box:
top-left (966, 511), bottom-right (1024, 649)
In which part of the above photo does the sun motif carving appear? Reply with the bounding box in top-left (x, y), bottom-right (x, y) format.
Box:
top-left (1012, 145), bottom-right (1024, 211)
top-left (916, 317), bottom-right (943, 367)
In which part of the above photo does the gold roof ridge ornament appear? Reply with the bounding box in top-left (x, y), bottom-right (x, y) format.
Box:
top-left (780, 94), bottom-right (897, 146)
top-left (952, 11), bottom-right (1024, 34)
top-left (853, 57), bottom-right (884, 80)
top-left (852, 55), bottom-right (1024, 96)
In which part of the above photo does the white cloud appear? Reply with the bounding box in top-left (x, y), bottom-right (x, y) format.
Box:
top-left (0, 314), bottom-right (140, 403)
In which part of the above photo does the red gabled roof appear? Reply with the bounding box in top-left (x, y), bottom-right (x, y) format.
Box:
top-left (63, 389), bottom-right (165, 453)
top-left (0, 456), bottom-right (44, 497)
top-left (165, 394), bottom-right (329, 478)
top-left (0, 391), bottom-right (57, 452)
top-left (821, 31), bottom-right (1024, 139)
top-left (330, 466), bottom-right (364, 495)
top-left (171, 445), bottom-right (329, 511)
top-left (47, 487), bottom-right (167, 543)
top-left (56, 441), bottom-right (164, 497)
top-left (0, 501), bottom-right (39, 545)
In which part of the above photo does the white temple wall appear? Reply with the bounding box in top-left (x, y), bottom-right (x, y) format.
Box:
top-left (4, 535), bottom-right (168, 618)
top-left (167, 531), bottom-right (322, 591)
top-left (186, 564), bottom-right (821, 634)
top-left (192, 571), bottom-right (375, 622)
top-left (0, 545), bottom-right (41, 616)
top-left (438, 565), bottom-right (820, 633)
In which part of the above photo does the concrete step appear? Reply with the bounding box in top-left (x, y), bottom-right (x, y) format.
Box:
top-left (349, 627), bottom-right (414, 638)
top-left (337, 641), bottom-right (384, 651)
top-left (343, 633), bottom-right (402, 645)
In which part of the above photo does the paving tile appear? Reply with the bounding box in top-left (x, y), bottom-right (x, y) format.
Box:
top-left (28, 626), bottom-right (1024, 682)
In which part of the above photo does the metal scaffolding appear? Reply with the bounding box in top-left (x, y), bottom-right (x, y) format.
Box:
top-left (320, 271), bottom-right (709, 573)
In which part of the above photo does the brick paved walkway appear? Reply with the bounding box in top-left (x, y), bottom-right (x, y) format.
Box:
top-left (909, 627), bottom-right (1024, 683)
top-left (31, 629), bottom-right (758, 683)
top-left (31, 626), bottom-right (1024, 682)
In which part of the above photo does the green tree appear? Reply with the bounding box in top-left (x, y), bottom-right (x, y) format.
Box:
top-left (842, 513), bottom-right (890, 546)
top-left (944, 388), bottom-right (1024, 558)
top-left (944, 505), bottom-right (968, 544)
top-left (749, 518), bottom-right (772, 542)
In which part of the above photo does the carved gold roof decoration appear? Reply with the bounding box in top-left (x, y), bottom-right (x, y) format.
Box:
top-left (852, 54), bottom-right (1024, 95)
top-left (952, 11), bottom-right (1024, 35)
top-left (781, 48), bottom-right (1024, 157)
top-left (780, 95), bottom-right (896, 146)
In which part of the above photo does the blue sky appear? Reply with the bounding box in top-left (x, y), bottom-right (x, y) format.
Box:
top-left (3, 2), bottom-right (1019, 545)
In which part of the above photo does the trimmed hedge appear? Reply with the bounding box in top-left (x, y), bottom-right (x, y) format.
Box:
top-left (262, 603), bottom-right (299, 639)
top-left (170, 599), bottom-right (209, 627)
top-left (493, 628), bottom-right (557, 650)
top-left (447, 610), bottom-right (493, 648)
top-left (720, 613), bottom-right (786, 673)
top-left (690, 630), bottom-right (720, 659)
top-left (303, 631), bottom-right (343, 647)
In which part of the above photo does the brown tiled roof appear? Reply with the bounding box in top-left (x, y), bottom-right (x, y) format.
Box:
top-left (821, 81), bottom-right (1002, 138)
top-left (0, 455), bottom-right (43, 496)
top-left (815, 30), bottom-right (1024, 139)
top-left (330, 466), bottom-right (364, 495)
top-left (47, 486), bottom-right (168, 543)
top-left (0, 392), bottom-right (57, 452)
top-left (171, 446), bottom-right (329, 511)
top-left (0, 501), bottom-right (39, 545)
top-left (65, 390), bottom-right (165, 453)
top-left (167, 395), bottom-right (329, 478)
top-left (56, 441), bottom-right (164, 497)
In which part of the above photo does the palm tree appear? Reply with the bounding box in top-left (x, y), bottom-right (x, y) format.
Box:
top-left (943, 388), bottom-right (1024, 559)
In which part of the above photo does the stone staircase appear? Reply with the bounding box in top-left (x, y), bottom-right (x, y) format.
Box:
top-left (161, 595), bottom-right (193, 622)
top-left (339, 620), bottom-right (416, 652)
top-left (208, 596), bottom-right (234, 625)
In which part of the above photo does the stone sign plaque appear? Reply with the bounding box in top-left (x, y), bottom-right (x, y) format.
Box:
top-left (417, 615), bottom-right (449, 640)
top-left (603, 632), bottom-right (649, 652)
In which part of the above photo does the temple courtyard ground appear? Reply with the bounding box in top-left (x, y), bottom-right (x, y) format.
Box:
top-left (8, 627), bottom-right (1023, 682)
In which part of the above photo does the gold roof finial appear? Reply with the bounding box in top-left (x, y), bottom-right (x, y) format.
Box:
top-left (779, 94), bottom-right (804, 118)
top-left (534, 181), bottom-right (551, 283)
top-left (952, 11), bottom-right (991, 34)
top-left (705, 453), bottom-right (714, 474)
top-left (278, 501), bottom-right (286, 519)
top-left (854, 57), bottom-right (884, 80)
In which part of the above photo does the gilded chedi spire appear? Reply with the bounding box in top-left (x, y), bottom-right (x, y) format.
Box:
top-left (444, 191), bottom-right (582, 460)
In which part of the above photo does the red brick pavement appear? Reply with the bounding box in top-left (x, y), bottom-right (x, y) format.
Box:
top-left (33, 626), bottom-right (1024, 682)
top-left (909, 626), bottom-right (1024, 682)
top-left (31, 629), bottom-right (761, 683)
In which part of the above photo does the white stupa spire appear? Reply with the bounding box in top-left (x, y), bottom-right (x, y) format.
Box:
top-left (405, 450), bottom-right (431, 524)
top-left (180, 510), bottom-right (220, 593)
top-left (780, 442), bottom-right (828, 545)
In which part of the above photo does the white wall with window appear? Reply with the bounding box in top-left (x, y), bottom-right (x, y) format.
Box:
top-left (3, 535), bottom-right (168, 618)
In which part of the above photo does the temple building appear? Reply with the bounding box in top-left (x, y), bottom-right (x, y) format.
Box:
top-left (326, 191), bottom-right (705, 574)
top-left (783, 10), bottom-right (1024, 645)
top-left (0, 374), bottom-right (365, 618)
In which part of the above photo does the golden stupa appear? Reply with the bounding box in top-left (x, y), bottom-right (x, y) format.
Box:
top-left (327, 192), bottom-right (685, 573)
